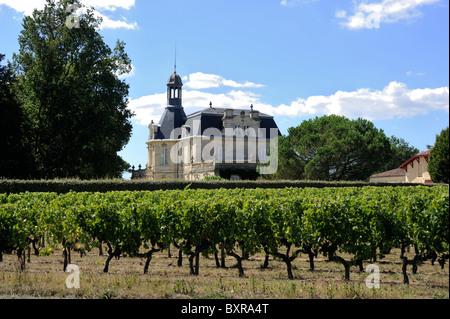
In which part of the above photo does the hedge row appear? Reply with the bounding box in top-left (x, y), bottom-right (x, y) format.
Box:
top-left (0, 178), bottom-right (437, 194)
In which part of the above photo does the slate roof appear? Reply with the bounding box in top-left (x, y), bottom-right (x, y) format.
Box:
top-left (156, 74), bottom-right (279, 140)
top-left (167, 72), bottom-right (183, 86)
top-left (157, 106), bottom-right (187, 139)
top-left (184, 107), bottom-right (280, 137)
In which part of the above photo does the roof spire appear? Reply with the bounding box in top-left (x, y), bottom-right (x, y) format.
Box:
top-left (174, 43), bottom-right (177, 74)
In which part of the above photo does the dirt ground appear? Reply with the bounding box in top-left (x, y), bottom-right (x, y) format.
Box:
top-left (0, 246), bottom-right (448, 299)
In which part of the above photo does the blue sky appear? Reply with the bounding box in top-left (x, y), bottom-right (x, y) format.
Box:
top-left (1, 0), bottom-right (449, 178)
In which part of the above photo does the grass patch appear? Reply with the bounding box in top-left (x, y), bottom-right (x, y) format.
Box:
top-left (0, 247), bottom-right (448, 299)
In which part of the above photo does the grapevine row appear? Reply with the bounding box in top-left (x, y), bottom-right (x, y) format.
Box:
top-left (0, 186), bottom-right (448, 284)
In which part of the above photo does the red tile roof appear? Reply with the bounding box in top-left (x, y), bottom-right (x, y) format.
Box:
top-left (371, 168), bottom-right (407, 178)
top-left (399, 150), bottom-right (431, 169)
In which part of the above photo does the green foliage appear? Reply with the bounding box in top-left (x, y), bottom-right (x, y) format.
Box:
top-left (276, 115), bottom-right (392, 181)
top-left (264, 135), bottom-right (305, 180)
top-left (0, 178), bottom-right (427, 194)
top-left (203, 176), bottom-right (225, 181)
top-left (428, 127), bottom-right (449, 184)
top-left (376, 136), bottom-right (420, 173)
top-left (0, 54), bottom-right (34, 179)
top-left (10, 0), bottom-right (133, 179)
top-left (0, 186), bottom-right (448, 281)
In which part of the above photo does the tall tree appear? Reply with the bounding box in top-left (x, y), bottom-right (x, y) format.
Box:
top-left (0, 54), bottom-right (33, 178)
top-left (11, 0), bottom-right (133, 179)
top-left (376, 136), bottom-right (419, 173)
top-left (284, 115), bottom-right (391, 181)
top-left (428, 127), bottom-right (449, 184)
top-left (263, 135), bottom-right (305, 180)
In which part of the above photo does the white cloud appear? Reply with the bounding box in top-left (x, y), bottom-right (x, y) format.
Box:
top-left (84, 0), bottom-right (135, 11)
top-left (129, 89), bottom-right (269, 126)
top-left (128, 93), bottom-right (167, 125)
top-left (0, 0), bottom-right (138, 30)
top-left (406, 70), bottom-right (426, 76)
top-left (130, 80), bottom-right (449, 126)
top-left (94, 10), bottom-right (138, 30)
top-left (281, 0), bottom-right (318, 6)
top-left (0, 0), bottom-right (46, 16)
top-left (184, 72), bottom-right (264, 90)
top-left (269, 82), bottom-right (449, 120)
top-left (337, 0), bottom-right (441, 30)
top-left (119, 64), bottom-right (136, 79)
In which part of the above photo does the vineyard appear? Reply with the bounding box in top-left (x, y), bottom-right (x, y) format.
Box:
top-left (0, 186), bottom-right (449, 299)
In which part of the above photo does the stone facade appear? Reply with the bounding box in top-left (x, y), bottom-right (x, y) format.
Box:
top-left (131, 71), bottom-right (279, 181)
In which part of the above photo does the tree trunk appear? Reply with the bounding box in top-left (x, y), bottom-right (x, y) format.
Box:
top-left (412, 245), bottom-right (419, 274)
top-left (438, 254), bottom-right (448, 270)
top-left (144, 248), bottom-right (161, 274)
top-left (220, 246), bottom-right (226, 268)
top-left (301, 245), bottom-right (316, 272)
top-left (308, 251), bottom-right (315, 272)
top-left (402, 257), bottom-right (410, 285)
top-left (177, 249), bottom-right (183, 267)
top-left (195, 251), bottom-right (200, 275)
top-left (285, 259), bottom-right (293, 280)
top-left (401, 254), bottom-right (423, 285)
top-left (356, 259), bottom-right (364, 272)
top-left (63, 248), bottom-right (68, 272)
top-left (227, 251), bottom-right (245, 277)
top-left (18, 249), bottom-right (26, 271)
top-left (333, 256), bottom-right (350, 281)
top-left (144, 251), bottom-right (153, 274)
top-left (104, 254), bottom-right (114, 273)
top-left (32, 239), bottom-right (40, 256)
top-left (104, 244), bottom-right (119, 273)
top-left (400, 244), bottom-right (406, 259)
top-left (273, 249), bottom-right (300, 280)
top-left (188, 252), bottom-right (197, 275)
top-left (214, 251), bottom-right (220, 268)
top-left (262, 247), bottom-right (270, 269)
top-left (263, 255), bottom-right (270, 269)
top-left (412, 262), bottom-right (418, 274)
top-left (188, 251), bottom-right (201, 275)
top-left (27, 246), bottom-right (31, 263)
top-left (99, 242), bottom-right (103, 256)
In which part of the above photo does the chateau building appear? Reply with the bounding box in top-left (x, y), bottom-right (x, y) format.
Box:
top-left (369, 150), bottom-right (433, 184)
top-left (131, 71), bottom-right (280, 180)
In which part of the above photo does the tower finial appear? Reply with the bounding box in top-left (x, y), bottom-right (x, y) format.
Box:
top-left (174, 43), bottom-right (177, 74)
